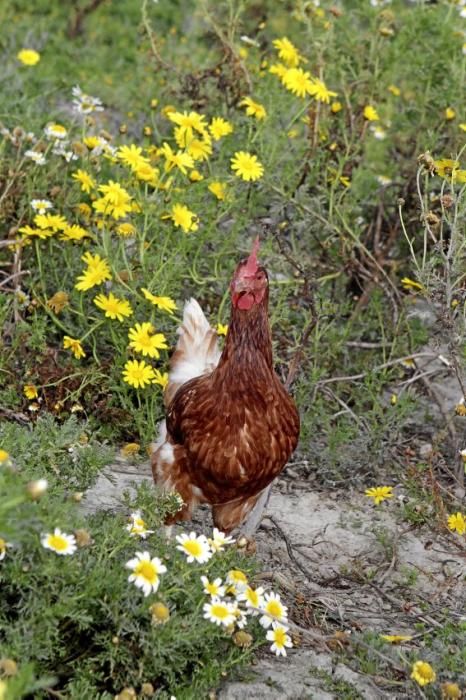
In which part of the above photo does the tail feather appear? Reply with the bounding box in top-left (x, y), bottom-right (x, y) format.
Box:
top-left (164, 298), bottom-right (221, 406)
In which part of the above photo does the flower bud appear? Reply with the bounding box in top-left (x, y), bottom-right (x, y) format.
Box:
top-left (0, 658), bottom-right (18, 677)
top-left (233, 630), bottom-right (253, 648)
top-left (26, 478), bottom-right (48, 500)
top-left (149, 602), bottom-right (170, 625)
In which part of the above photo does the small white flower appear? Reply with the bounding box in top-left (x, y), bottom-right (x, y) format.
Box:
top-left (226, 569), bottom-right (248, 592)
top-left (376, 175), bottom-right (392, 186)
top-left (126, 510), bottom-right (154, 539)
top-left (208, 527), bottom-right (235, 552)
top-left (237, 585), bottom-right (265, 614)
top-left (233, 606), bottom-right (248, 629)
top-left (44, 123), bottom-right (68, 140)
top-left (25, 149), bottom-right (46, 165)
top-left (370, 125), bottom-right (387, 140)
top-left (266, 624), bottom-right (293, 657)
top-left (41, 528), bottom-right (77, 556)
top-left (125, 551), bottom-right (167, 596)
top-left (72, 85), bottom-right (104, 114)
top-left (259, 592), bottom-right (288, 628)
top-left (203, 597), bottom-right (237, 627)
top-left (175, 532), bottom-right (212, 564)
top-left (201, 575), bottom-right (226, 597)
top-left (31, 199), bottom-right (52, 215)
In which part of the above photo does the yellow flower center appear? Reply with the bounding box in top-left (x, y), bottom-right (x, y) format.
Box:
top-left (135, 561), bottom-right (158, 584)
top-left (274, 628), bottom-right (286, 646)
top-left (211, 604), bottom-right (229, 619)
top-left (47, 534), bottom-right (69, 552)
top-left (183, 540), bottom-right (202, 556)
top-left (266, 600), bottom-right (282, 618)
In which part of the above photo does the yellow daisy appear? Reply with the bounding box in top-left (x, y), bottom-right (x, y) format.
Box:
top-left (231, 151), bottom-right (264, 181)
top-left (94, 293), bottom-right (133, 322)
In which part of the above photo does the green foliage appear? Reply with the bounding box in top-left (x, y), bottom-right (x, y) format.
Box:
top-left (0, 423), bottom-right (259, 698)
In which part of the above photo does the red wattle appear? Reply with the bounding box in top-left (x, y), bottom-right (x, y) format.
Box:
top-left (237, 292), bottom-right (255, 310)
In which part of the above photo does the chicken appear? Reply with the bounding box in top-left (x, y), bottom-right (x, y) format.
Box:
top-left (151, 238), bottom-right (300, 532)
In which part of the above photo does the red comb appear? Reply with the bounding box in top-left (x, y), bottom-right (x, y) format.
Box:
top-left (243, 236), bottom-right (260, 276)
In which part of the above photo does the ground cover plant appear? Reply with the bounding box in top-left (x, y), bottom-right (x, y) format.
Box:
top-left (1, 0), bottom-right (465, 697)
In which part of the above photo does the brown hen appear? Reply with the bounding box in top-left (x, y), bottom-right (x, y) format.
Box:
top-left (151, 239), bottom-right (300, 532)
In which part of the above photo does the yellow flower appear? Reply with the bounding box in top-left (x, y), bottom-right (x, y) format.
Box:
top-left (388, 84), bottom-right (401, 96)
top-left (122, 359), bottom-right (156, 389)
top-left (459, 123), bottom-right (466, 132)
top-left (94, 292), bottom-right (133, 322)
top-left (140, 289), bottom-right (177, 313)
top-left (167, 110), bottom-right (208, 140)
top-left (75, 252), bottom-right (112, 291)
top-left (186, 136), bottom-right (212, 161)
top-left (23, 384), bottom-right (39, 399)
top-left (363, 105), bottom-right (379, 121)
top-left (441, 682), bottom-right (462, 699)
top-left (309, 78), bottom-right (337, 104)
top-left (17, 49), bottom-right (40, 65)
top-left (273, 37), bottom-right (302, 67)
top-left (411, 661), bottom-right (436, 687)
top-left (72, 169), bottom-right (96, 194)
top-left (47, 291), bottom-right (69, 314)
top-left (121, 443), bottom-right (140, 458)
top-left (447, 512), bottom-right (465, 535)
top-left (34, 213), bottom-right (67, 231)
top-left (380, 634), bottom-right (412, 643)
top-left (76, 202), bottom-right (92, 219)
top-left (116, 222), bottom-right (136, 237)
top-left (117, 144), bottom-right (150, 170)
top-left (282, 68), bottom-right (314, 98)
top-left (93, 181), bottom-right (133, 220)
top-left (269, 62), bottom-right (288, 79)
top-left (208, 181), bottom-right (228, 200)
top-left (401, 277), bottom-right (424, 292)
top-left (189, 169), bottom-right (204, 182)
top-left (231, 151), bottom-right (264, 182)
top-left (134, 163), bottom-right (159, 184)
top-left (365, 486), bottom-right (394, 505)
top-left (433, 159), bottom-right (466, 183)
top-left (445, 107), bottom-right (456, 121)
top-left (216, 323), bottom-right (228, 336)
top-left (128, 322), bottom-right (168, 358)
top-left (170, 203), bottom-right (199, 233)
top-left (209, 117), bottom-right (233, 140)
top-left (63, 336), bottom-right (85, 359)
top-left (160, 142), bottom-right (194, 174)
top-left (331, 101), bottom-right (342, 113)
top-left (153, 369), bottom-right (169, 389)
top-left (19, 225), bottom-right (54, 240)
top-left (0, 450), bottom-right (10, 464)
top-left (60, 224), bottom-right (91, 241)
top-left (239, 97), bottom-right (267, 120)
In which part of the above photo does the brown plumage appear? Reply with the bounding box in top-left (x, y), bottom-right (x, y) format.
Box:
top-left (151, 239), bottom-right (300, 532)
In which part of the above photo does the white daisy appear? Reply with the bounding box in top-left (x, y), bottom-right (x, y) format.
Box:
top-left (44, 123), bottom-right (68, 140)
top-left (175, 532), bottom-right (212, 564)
top-left (370, 125), bottom-right (387, 140)
top-left (31, 199), bottom-right (52, 215)
top-left (266, 624), bottom-right (293, 657)
top-left (126, 511), bottom-right (154, 539)
top-left (25, 149), bottom-right (46, 165)
top-left (201, 575), bottom-right (226, 597)
top-left (237, 585), bottom-right (265, 614)
top-left (72, 85), bottom-right (104, 114)
top-left (203, 597), bottom-right (237, 627)
top-left (125, 551), bottom-right (167, 596)
top-left (226, 569), bottom-right (248, 592)
top-left (208, 527), bottom-right (235, 552)
top-left (259, 592), bottom-right (288, 628)
top-left (41, 528), bottom-right (77, 556)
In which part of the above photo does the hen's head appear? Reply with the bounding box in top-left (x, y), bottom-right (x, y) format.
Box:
top-left (230, 237), bottom-right (268, 311)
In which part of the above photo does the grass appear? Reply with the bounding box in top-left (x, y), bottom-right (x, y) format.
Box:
top-left (1, 0), bottom-right (465, 697)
